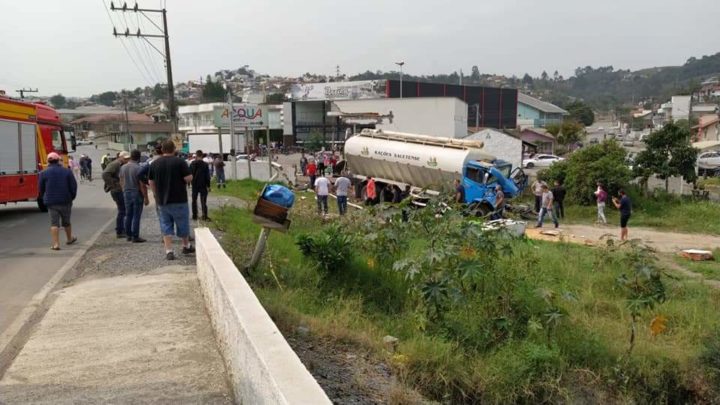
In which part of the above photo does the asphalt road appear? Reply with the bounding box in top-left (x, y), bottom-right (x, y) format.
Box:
top-left (0, 145), bottom-right (115, 334)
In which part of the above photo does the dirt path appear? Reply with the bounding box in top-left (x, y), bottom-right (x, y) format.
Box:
top-left (526, 224), bottom-right (720, 253)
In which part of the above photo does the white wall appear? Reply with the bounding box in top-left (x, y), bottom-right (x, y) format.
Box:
top-left (334, 97), bottom-right (468, 138)
top-left (671, 96), bottom-right (691, 121)
top-left (465, 129), bottom-right (523, 169)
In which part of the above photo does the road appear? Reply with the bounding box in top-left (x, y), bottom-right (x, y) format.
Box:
top-left (0, 145), bottom-right (115, 334)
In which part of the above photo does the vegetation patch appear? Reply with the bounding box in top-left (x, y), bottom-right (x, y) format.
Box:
top-left (213, 180), bottom-right (720, 403)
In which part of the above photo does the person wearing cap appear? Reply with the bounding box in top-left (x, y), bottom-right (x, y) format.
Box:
top-left (39, 152), bottom-right (77, 250)
top-left (103, 151), bottom-right (131, 238)
top-left (119, 149), bottom-right (148, 243)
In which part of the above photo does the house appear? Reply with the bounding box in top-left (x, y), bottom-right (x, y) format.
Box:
top-left (71, 113), bottom-right (172, 150)
top-left (464, 128), bottom-right (534, 170)
top-left (699, 77), bottom-right (720, 101)
top-left (518, 127), bottom-right (556, 154)
top-left (517, 93), bottom-right (568, 128)
top-left (671, 96), bottom-right (691, 121)
top-left (694, 114), bottom-right (720, 142)
top-left (691, 104), bottom-right (719, 119)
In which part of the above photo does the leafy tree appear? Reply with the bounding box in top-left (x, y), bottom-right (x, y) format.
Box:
top-left (539, 141), bottom-right (631, 204)
top-left (202, 75), bottom-right (227, 102)
top-left (49, 94), bottom-right (66, 109)
top-left (553, 70), bottom-right (561, 81)
top-left (557, 120), bottom-right (585, 146)
top-left (545, 123), bottom-right (561, 137)
top-left (541, 71), bottom-right (549, 81)
top-left (522, 73), bottom-right (534, 86)
top-left (96, 91), bottom-right (117, 106)
top-left (565, 101), bottom-right (595, 126)
top-left (152, 83), bottom-right (166, 101)
top-left (632, 122), bottom-right (698, 192)
top-left (470, 65), bottom-right (481, 83)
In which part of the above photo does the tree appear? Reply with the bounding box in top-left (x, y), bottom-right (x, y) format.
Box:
top-left (539, 141), bottom-right (631, 204)
top-left (49, 94), bottom-right (66, 109)
top-left (470, 65), bottom-right (481, 83)
top-left (202, 75), bottom-right (226, 102)
top-left (553, 70), bottom-right (560, 81)
top-left (632, 122), bottom-right (698, 192)
top-left (565, 101), bottom-right (595, 126)
top-left (96, 91), bottom-right (117, 106)
top-left (541, 71), bottom-right (549, 81)
top-left (557, 120), bottom-right (585, 146)
top-left (522, 73), bottom-right (534, 86)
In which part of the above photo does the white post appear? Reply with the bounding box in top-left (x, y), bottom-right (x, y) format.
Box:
top-left (246, 126), bottom-right (252, 180)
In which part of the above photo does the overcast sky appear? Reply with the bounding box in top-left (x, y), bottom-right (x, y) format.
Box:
top-left (2, 0), bottom-right (719, 97)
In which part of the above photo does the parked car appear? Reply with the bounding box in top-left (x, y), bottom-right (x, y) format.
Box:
top-left (524, 154), bottom-right (564, 168)
top-left (76, 139), bottom-right (93, 145)
top-left (697, 151), bottom-right (720, 176)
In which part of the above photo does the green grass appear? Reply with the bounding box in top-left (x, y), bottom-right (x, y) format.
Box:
top-left (213, 178), bottom-right (268, 201)
top-left (212, 183), bottom-right (720, 403)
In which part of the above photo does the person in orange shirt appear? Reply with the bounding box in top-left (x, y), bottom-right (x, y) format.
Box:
top-left (365, 177), bottom-right (377, 205)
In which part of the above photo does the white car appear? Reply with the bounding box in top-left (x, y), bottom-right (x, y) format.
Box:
top-left (697, 151), bottom-right (720, 172)
top-left (524, 154), bottom-right (564, 168)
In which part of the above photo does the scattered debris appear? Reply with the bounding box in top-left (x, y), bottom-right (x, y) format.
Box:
top-left (296, 326), bottom-right (310, 336)
top-left (382, 335), bottom-right (399, 352)
top-left (680, 249), bottom-right (714, 261)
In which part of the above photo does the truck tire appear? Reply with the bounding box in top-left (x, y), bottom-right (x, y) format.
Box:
top-left (37, 198), bottom-right (48, 212)
top-left (468, 202), bottom-right (492, 218)
top-left (525, 162), bottom-right (534, 168)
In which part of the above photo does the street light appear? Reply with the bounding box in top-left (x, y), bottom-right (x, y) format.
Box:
top-left (395, 61), bottom-right (405, 98)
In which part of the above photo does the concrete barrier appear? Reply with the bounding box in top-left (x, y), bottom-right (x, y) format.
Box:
top-left (195, 228), bottom-right (331, 405)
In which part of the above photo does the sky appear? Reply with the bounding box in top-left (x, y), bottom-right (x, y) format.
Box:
top-left (2, 0), bottom-right (719, 97)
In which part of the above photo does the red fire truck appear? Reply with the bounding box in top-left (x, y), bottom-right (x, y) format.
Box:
top-left (0, 94), bottom-right (72, 211)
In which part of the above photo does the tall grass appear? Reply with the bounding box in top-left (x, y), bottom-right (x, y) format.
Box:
top-left (212, 183), bottom-right (720, 403)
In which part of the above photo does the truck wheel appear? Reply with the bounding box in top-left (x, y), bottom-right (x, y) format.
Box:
top-left (37, 198), bottom-right (48, 212)
top-left (525, 162), bottom-right (534, 168)
top-left (468, 202), bottom-right (492, 218)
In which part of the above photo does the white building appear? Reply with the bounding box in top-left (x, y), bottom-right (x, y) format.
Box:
top-left (671, 96), bottom-right (691, 121)
top-left (178, 103), bottom-right (225, 134)
top-left (464, 128), bottom-right (523, 170)
top-left (332, 98), bottom-right (468, 138)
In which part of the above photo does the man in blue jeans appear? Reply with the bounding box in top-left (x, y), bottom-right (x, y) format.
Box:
top-left (102, 151), bottom-right (130, 238)
top-left (535, 184), bottom-right (559, 228)
top-left (119, 149), bottom-right (149, 243)
top-left (333, 174), bottom-right (351, 215)
top-left (148, 140), bottom-right (194, 260)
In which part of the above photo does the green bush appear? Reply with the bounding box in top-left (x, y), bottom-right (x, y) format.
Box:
top-left (539, 141), bottom-right (632, 205)
top-left (296, 224), bottom-right (354, 276)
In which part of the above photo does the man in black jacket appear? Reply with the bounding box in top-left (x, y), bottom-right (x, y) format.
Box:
top-left (189, 150), bottom-right (211, 221)
top-left (551, 180), bottom-right (566, 219)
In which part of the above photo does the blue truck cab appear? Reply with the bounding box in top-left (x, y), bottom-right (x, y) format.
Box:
top-left (461, 160), bottom-right (527, 215)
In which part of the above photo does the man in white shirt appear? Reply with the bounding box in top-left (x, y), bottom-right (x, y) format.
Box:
top-left (314, 175), bottom-right (330, 215)
top-left (333, 175), bottom-right (351, 215)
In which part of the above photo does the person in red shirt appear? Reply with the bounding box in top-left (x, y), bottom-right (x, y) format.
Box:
top-left (306, 160), bottom-right (317, 189)
top-left (365, 177), bottom-right (377, 205)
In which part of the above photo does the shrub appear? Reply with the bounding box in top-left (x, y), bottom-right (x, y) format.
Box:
top-left (296, 224), bottom-right (354, 276)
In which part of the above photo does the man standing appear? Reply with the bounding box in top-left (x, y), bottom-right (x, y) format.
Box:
top-left (148, 140), bottom-right (194, 260)
top-left (314, 174), bottom-right (330, 216)
top-left (213, 154), bottom-right (226, 189)
top-left (119, 149), bottom-right (148, 243)
top-left (39, 152), bottom-right (77, 250)
top-left (612, 189), bottom-right (632, 241)
top-left (103, 151), bottom-right (130, 238)
top-left (365, 177), bottom-right (377, 205)
top-left (531, 178), bottom-right (547, 213)
top-left (492, 184), bottom-right (506, 219)
top-left (190, 150), bottom-right (212, 221)
top-left (535, 184), bottom-right (559, 228)
top-left (306, 159), bottom-right (317, 189)
top-left (594, 182), bottom-right (608, 225)
top-left (552, 180), bottom-right (566, 219)
top-left (454, 179), bottom-right (466, 204)
top-left (333, 174), bottom-right (351, 215)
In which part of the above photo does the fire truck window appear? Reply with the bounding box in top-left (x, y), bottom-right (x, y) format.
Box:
top-left (51, 129), bottom-right (64, 152)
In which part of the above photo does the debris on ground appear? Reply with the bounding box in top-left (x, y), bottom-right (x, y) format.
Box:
top-left (680, 249), bottom-right (715, 261)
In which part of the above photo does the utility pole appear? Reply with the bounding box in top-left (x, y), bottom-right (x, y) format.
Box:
top-left (395, 61), bottom-right (405, 98)
top-left (15, 88), bottom-right (38, 99)
top-left (227, 91), bottom-right (237, 181)
top-left (110, 2), bottom-right (177, 131)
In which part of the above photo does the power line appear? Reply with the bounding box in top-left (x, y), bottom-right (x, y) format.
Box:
top-left (101, 0), bottom-right (154, 88)
top-left (136, 12), bottom-right (164, 83)
top-left (122, 10), bottom-right (158, 85)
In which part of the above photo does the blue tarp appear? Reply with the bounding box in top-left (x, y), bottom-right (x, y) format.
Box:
top-left (262, 185), bottom-right (295, 208)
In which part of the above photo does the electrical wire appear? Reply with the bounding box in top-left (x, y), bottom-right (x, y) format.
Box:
top-left (137, 12), bottom-right (165, 84)
top-left (101, 0), bottom-right (154, 87)
top-left (122, 10), bottom-right (159, 85)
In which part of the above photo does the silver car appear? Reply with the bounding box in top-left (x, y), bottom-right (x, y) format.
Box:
top-left (697, 151), bottom-right (720, 171)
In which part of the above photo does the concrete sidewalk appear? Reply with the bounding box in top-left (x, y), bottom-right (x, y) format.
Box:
top-left (0, 205), bottom-right (233, 404)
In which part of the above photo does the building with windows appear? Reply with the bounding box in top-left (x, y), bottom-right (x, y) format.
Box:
top-left (518, 127), bottom-right (556, 154)
top-left (516, 93), bottom-right (568, 128)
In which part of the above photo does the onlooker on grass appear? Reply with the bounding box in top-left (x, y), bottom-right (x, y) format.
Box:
top-left (39, 152), bottom-right (77, 250)
top-left (612, 189), bottom-right (632, 241)
top-left (306, 159), bottom-right (317, 189)
top-left (315, 174), bottom-right (330, 215)
top-left (552, 180), bottom-right (566, 219)
top-left (365, 177), bottom-right (377, 206)
top-left (531, 178), bottom-right (547, 213)
top-left (213, 154), bottom-right (226, 189)
top-left (333, 174), bottom-right (351, 215)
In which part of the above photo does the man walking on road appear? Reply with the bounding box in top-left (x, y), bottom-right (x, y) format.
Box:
top-left (189, 150), bottom-right (212, 221)
top-left (39, 152), bottom-right (77, 250)
top-left (535, 184), bottom-right (559, 228)
top-left (103, 151), bottom-right (130, 238)
top-left (119, 150), bottom-right (148, 243)
top-left (149, 140), bottom-right (195, 261)
top-left (333, 174), bottom-right (351, 215)
top-left (314, 174), bottom-right (330, 216)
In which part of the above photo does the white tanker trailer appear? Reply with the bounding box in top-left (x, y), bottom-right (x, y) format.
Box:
top-left (343, 129), bottom-right (527, 214)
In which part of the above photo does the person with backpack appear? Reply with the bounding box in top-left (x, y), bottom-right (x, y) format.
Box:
top-left (594, 182), bottom-right (608, 225)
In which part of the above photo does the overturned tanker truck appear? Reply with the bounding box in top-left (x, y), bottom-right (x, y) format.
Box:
top-left (343, 129), bottom-right (527, 216)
